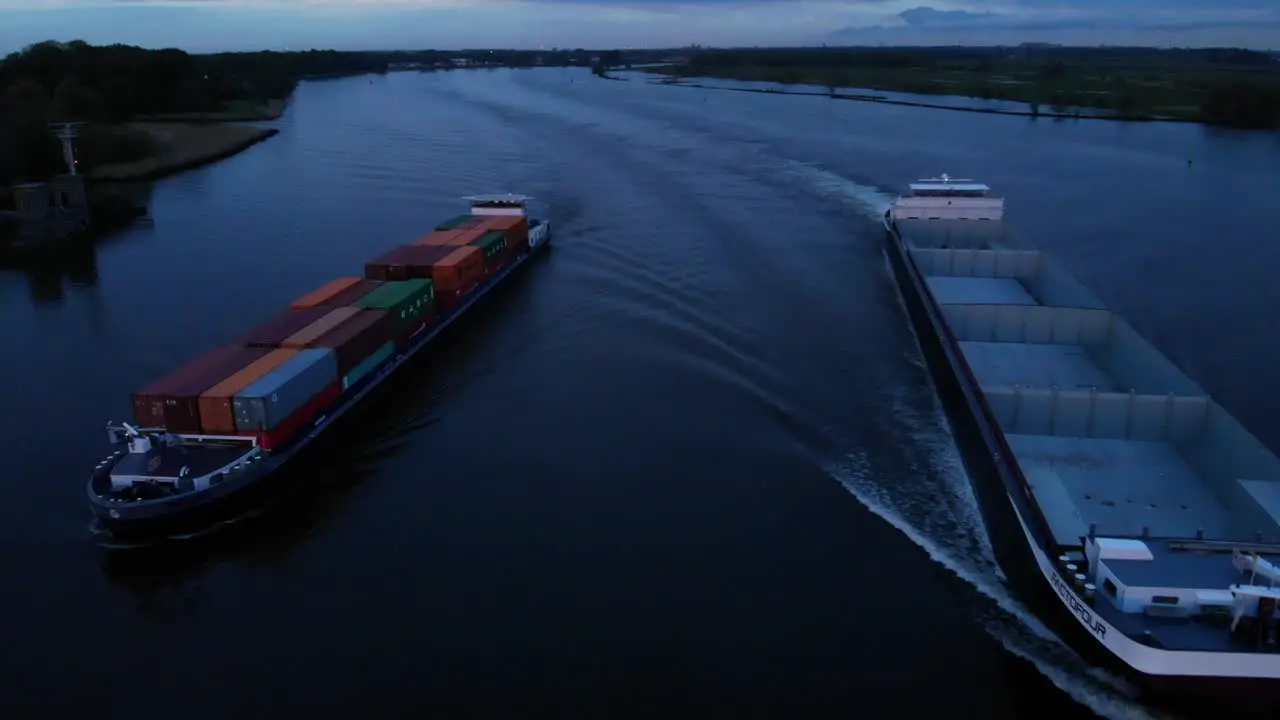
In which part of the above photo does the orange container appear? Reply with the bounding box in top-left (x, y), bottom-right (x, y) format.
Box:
top-left (197, 348), bottom-right (300, 433)
top-left (280, 306), bottom-right (362, 349)
top-left (290, 277), bottom-right (362, 309)
top-left (411, 229), bottom-right (464, 246)
top-left (476, 215), bottom-right (529, 251)
top-left (431, 245), bottom-right (484, 291)
top-left (444, 226), bottom-right (490, 247)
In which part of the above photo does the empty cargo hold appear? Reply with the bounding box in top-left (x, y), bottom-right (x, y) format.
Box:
top-left (233, 347), bottom-right (339, 432)
top-left (912, 247), bottom-right (1107, 309)
top-left (928, 277), bottom-right (1038, 305)
top-left (1008, 434), bottom-right (1229, 543)
top-left (981, 382), bottom-right (1280, 547)
top-left (948, 304), bottom-right (1201, 396)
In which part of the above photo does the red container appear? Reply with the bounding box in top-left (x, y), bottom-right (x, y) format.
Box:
top-left (478, 215), bottom-right (529, 253)
top-left (433, 283), bottom-right (480, 313)
top-left (395, 317), bottom-right (429, 350)
top-left (444, 226), bottom-right (489, 247)
top-left (411, 230), bottom-right (464, 246)
top-left (309, 308), bottom-right (395, 376)
top-left (365, 245), bottom-right (456, 282)
top-left (280, 307), bottom-right (363, 349)
top-left (290, 277), bottom-right (363, 309)
top-left (434, 288), bottom-right (460, 313)
top-left (132, 345), bottom-right (273, 432)
top-left (322, 279), bottom-right (383, 307)
top-left (198, 348), bottom-right (300, 433)
top-left (238, 306), bottom-right (334, 348)
top-left (395, 308), bottom-right (439, 349)
top-left (431, 245), bottom-right (484, 292)
top-left (246, 381), bottom-right (341, 450)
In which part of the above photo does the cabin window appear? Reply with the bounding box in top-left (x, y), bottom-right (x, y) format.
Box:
top-left (1151, 595), bottom-right (1180, 605)
top-left (1103, 578), bottom-right (1118, 598)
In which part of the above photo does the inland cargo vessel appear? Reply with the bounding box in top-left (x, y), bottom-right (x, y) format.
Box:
top-left (883, 175), bottom-right (1280, 710)
top-left (88, 194), bottom-right (551, 543)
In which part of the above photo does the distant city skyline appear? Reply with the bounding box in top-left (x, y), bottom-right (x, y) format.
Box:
top-left (0, 1), bottom-right (1276, 55)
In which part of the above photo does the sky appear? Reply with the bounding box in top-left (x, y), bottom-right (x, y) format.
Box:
top-left (0, 0), bottom-right (1277, 55)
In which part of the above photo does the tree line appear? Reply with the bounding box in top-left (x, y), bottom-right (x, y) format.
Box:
top-left (0, 41), bottom-right (623, 186)
top-left (675, 46), bottom-right (1280, 129)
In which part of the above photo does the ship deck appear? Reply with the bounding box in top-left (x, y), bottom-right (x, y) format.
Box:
top-left (111, 443), bottom-right (253, 482)
top-left (897, 219), bottom-right (1280, 652)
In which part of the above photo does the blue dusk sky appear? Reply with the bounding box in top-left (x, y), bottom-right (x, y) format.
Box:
top-left (0, 0), bottom-right (1277, 54)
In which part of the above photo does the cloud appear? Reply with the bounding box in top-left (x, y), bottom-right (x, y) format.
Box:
top-left (897, 7), bottom-right (998, 26)
top-left (1, 0), bottom-right (1277, 52)
top-left (826, 4), bottom-right (1280, 49)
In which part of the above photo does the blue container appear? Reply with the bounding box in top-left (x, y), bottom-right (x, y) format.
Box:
top-left (233, 347), bottom-right (338, 431)
top-left (342, 341), bottom-right (396, 392)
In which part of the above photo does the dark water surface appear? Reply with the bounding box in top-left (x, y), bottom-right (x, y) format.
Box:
top-left (2, 68), bottom-right (1279, 719)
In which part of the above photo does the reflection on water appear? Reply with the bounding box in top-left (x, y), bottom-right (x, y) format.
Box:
top-left (0, 180), bottom-right (156, 305)
top-left (5, 241), bottom-right (102, 304)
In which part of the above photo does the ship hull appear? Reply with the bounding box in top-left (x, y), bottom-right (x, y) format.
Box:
top-left (882, 213), bottom-right (1280, 715)
top-left (89, 223), bottom-right (551, 545)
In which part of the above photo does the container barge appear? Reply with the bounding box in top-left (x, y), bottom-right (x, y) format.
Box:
top-left (88, 194), bottom-right (551, 543)
top-left (883, 176), bottom-right (1280, 710)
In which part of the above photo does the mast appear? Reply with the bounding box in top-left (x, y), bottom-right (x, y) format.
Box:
top-left (49, 122), bottom-right (83, 176)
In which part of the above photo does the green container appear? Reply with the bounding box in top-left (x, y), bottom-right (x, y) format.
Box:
top-left (342, 340), bottom-right (396, 391)
top-left (469, 230), bottom-right (508, 265)
top-left (435, 214), bottom-right (474, 231)
top-left (353, 278), bottom-right (434, 331)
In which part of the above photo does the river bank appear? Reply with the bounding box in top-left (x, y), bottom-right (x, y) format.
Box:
top-left (644, 50), bottom-right (1280, 130)
top-left (135, 98), bottom-right (287, 123)
top-left (88, 123), bottom-right (280, 182)
top-left (638, 75), bottom-right (1177, 124)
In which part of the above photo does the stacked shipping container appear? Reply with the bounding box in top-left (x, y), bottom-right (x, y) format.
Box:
top-left (128, 210), bottom-right (532, 451)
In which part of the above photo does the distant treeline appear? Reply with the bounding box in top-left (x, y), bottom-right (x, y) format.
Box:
top-left (666, 46), bottom-right (1280, 129)
top-left (0, 41), bottom-right (618, 185)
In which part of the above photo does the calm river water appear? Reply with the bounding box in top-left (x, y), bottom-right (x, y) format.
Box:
top-left (2, 67), bottom-right (1279, 720)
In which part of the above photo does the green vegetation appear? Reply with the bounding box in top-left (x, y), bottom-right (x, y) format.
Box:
top-left (0, 41), bottom-right (642, 185)
top-left (649, 46), bottom-right (1280, 129)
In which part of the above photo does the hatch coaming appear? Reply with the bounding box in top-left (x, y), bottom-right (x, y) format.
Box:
top-left (899, 211), bottom-right (1280, 653)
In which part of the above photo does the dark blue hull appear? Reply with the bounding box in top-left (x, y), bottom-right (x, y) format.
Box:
top-left (89, 233), bottom-right (551, 545)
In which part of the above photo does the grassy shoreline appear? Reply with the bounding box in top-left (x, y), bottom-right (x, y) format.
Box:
top-left (134, 98), bottom-right (287, 123)
top-left (640, 74), bottom-right (1182, 124)
top-left (645, 54), bottom-right (1280, 129)
top-left (88, 123), bottom-right (280, 182)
